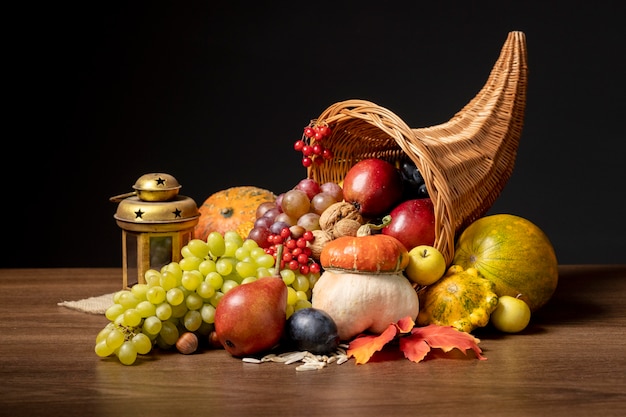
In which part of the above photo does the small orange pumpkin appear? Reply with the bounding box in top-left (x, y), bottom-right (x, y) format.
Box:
top-left (320, 234), bottom-right (409, 273)
top-left (193, 186), bottom-right (276, 241)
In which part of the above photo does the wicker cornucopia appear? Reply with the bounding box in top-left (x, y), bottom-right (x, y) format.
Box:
top-left (306, 31), bottom-right (528, 265)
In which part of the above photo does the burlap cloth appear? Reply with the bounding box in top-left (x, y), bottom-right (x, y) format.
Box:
top-left (58, 293), bottom-right (115, 315)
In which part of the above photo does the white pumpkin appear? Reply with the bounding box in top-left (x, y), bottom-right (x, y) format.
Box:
top-left (312, 270), bottom-right (420, 341)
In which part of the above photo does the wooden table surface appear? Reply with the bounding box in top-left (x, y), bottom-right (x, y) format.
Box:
top-left (1, 265), bottom-right (625, 417)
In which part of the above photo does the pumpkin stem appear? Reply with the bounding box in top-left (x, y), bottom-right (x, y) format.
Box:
top-left (219, 207), bottom-right (234, 218)
top-left (356, 215), bottom-right (392, 237)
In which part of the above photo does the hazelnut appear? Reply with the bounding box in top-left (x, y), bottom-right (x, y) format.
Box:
top-left (176, 332), bottom-right (199, 355)
top-left (207, 331), bottom-right (224, 349)
top-left (332, 218), bottom-right (362, 238)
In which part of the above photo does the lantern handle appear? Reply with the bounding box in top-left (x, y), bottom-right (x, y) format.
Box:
top-left (109, 191), bottom-right (137, 203)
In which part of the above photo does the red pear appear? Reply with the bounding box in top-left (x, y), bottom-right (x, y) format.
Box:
top-left (214, 276), bottom-right (287, 357)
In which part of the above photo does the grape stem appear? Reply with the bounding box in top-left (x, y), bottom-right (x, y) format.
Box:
top-left (274, 244), bottom-right (284, 274)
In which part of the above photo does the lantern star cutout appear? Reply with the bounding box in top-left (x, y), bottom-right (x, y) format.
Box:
top-left (155, 177), bottom-right (166, 186)
top-left (134, 208), bottom-right (145, 219)
top-left (172, 208), bottom-right (182, 218)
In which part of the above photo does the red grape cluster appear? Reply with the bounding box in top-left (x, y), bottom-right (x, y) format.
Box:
top-left (293, 122), bottom-right (334, 168)
top-left (264, 227), bottom-right (321, 275)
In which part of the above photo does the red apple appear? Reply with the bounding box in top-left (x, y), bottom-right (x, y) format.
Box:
top-left (342, 158), bottom-right (403, 217)
top-left (382, 198), bottom-right (435, 251)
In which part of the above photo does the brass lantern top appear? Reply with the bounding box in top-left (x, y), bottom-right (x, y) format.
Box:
top-left (111, 173), bottom-right (199, 233)
top-left (132, 172), bottom-right (182, 201)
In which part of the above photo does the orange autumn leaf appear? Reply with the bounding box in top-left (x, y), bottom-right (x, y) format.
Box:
top-left (347, 322), bottom-right (399, 365)
top-left (398, 334), bottom-right (431, 363)
top-left (347, 317), bottom-right (486, 364)
top-left (347, 317), bottom-right (415, 364)
top-left (395, 316), bottom-right (415, 333)
top-left (400, 324), bottom-right (486, 363)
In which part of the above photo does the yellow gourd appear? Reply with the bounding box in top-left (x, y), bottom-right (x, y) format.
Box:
top-left (417, 265), bottom-right (498, 333)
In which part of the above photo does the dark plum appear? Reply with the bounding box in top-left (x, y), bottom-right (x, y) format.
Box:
top-left (284, 308), bottom-right (340, 355)
top-left (399, 159), bottom-right (429, 200)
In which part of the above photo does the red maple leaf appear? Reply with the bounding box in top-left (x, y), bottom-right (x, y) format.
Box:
top-left (347, 317), bottom-right (485, 364)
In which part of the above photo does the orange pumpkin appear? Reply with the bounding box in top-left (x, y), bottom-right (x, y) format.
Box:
top-left (320, 234), bottom-right (409, 273)
top-left (193, 186), bottom-right (276, 241)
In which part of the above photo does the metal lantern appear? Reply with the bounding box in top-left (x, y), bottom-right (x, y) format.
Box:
top-left (111, 173), bottom-right (199, 289)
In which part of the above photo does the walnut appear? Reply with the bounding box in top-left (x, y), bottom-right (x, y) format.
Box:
top-left (307, 229), bottom-right (334, 260)
top-left (318, 202), bottom-right (364, 233)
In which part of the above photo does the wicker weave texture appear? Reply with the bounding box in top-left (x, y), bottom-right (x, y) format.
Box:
top-left (307, 31), bottom-right (528, 264)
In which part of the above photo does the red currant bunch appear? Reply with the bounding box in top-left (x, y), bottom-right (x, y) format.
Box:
top-left (293, 121), bottom-right (334, 168)
top-left (264, 227), bottom-right (321, 275)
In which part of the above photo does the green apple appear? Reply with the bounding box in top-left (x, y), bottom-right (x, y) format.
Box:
top-left (490, 295), bottom-right (531, 333)
top-left (405, 245), bottom-right (446, 286)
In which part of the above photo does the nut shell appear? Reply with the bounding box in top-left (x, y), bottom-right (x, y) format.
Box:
top-left (176, 332), bottom-right (199, 355)
top-left (332, 218), bottom-right (362, 238)
top-left (319, 202), bottom-right (363, 232)
top-left (308, 230), bottom-right (334, 260)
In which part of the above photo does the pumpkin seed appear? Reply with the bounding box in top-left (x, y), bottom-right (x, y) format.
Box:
top-left (296, 362), bottom-right (326, 371)
top-left (243, 348), bottom-right (351, 370)
top-left (283, 351), bottom-right (307, 365)
top-left (336, 355), bottom-right (349, 365)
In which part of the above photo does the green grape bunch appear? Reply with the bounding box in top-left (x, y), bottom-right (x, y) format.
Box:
top-left (94, 230), bottom-right (321, 365)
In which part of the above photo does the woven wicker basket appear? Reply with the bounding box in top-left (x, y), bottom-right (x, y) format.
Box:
top-left (307, 31), bottom-right (528, 265)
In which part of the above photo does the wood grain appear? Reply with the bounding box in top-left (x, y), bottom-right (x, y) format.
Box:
top-left (1, 266), bottom-right (625, 417)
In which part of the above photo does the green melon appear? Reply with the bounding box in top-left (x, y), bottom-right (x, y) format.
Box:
top-left (452, 214), bottom-right (558, 312)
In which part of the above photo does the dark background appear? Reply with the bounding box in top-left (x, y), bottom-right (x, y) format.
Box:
top-left (4, 1), bottom-right (624, 268)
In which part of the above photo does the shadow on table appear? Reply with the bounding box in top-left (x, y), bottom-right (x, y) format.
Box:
top-left (533, 265), bottom-right (624, 325)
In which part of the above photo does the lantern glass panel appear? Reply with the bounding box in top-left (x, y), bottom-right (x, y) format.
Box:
top-left (124, 232), bottom-right (139, 287)
top-left (150, 235), bottom-right (173, 271)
